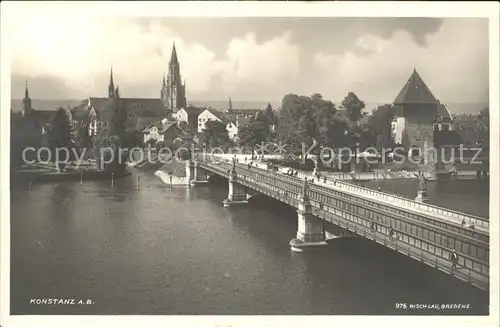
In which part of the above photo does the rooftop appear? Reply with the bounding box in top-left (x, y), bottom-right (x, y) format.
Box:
top-left (394, 69), bottom-right (438, 105)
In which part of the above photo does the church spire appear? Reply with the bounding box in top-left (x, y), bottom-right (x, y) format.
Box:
top-left (108, 67), bottom-right (115, 98)
top-left (170, 41), bottom-right (179, 65)
top-left (22, 80), bottom-right (32, 116)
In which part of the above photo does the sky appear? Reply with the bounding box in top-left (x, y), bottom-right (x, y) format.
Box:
top-left (7, 11), bottom-right (489, 104)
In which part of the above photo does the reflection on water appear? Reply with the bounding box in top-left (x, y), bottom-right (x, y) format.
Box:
top-left (10, 170), bottom-right (489, 315)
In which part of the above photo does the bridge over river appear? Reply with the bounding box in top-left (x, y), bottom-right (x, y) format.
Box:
top-left (184, 156), bottom-right (489, 292)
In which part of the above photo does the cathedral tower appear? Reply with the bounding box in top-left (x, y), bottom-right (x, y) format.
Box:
top-left (22, 81), bottom-right (32, 117)
top-left (161, 42), bottom-right (187, 113)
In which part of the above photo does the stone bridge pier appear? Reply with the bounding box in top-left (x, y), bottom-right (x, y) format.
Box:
top-left (289, 178), bottom-right (327, 252)
top-left (186, 160), bottom-right (210, 186)
top-left (223, 160), bottom-right (249, 207)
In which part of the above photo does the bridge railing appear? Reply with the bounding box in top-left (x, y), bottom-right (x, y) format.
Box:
top-left (201, 156), bottom-right (489, 230)
top-left (323, 178), bottom-right (489, 230)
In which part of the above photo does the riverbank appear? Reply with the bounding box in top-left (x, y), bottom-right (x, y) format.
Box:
top-left (133, 159), bottom-right (191, 186)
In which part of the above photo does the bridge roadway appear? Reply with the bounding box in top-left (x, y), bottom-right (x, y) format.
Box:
top-left (197, 157), bottom-right (489, 291)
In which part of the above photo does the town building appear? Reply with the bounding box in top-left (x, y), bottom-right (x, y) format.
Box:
top-left (142, 118), bottom-right (185, 145)
top-left (72, 43), bottom-right (188, 140)
top-left (226, 116), bottom-right (251, 141)
top-left (76, 68), bottom-right (166, 136)
top-left (173, 106), bottom-right (205, 132)
top-left (197, 108), bottom-right (252, 141)
top-left (18, 82), bottom-right (60, 137)
top-left (197, 108), bottom-right (230, 133)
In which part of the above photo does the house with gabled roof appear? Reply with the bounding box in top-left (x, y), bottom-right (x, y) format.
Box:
top-left (142, 118), bottom-right (185, 145)
top-left (197, 107), bottom-right (251, 141)
top-left (173, 106), bottom-right (205, 131)
top-left (197, 108), bottom-right (231, 133)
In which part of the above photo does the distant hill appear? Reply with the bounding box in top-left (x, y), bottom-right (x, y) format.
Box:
top-left (11, 98), bottom-right (488, 115)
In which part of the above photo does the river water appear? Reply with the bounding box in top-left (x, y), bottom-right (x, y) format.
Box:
top-left (10, 169), bottom-right (489, 315)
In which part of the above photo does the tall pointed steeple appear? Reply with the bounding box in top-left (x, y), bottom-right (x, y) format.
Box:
top-left (161, 74), bottom-right (167, 100)
top-left (22, 80), bottom-right (32, 116)
top-left (108, 67), bottom-right (115, 98)
top-left (163, 41), bottom-right (186, 113)
top-left (170, 41), bottom-right (178, 65)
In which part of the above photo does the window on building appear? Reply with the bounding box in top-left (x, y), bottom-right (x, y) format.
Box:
top-left (441, 124), bottom-right (450, 131)
top-left (411, 146), bottom-right (420, 157)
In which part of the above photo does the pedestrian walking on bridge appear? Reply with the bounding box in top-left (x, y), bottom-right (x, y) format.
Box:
top-left (450, 250), bottom-right (459, 271)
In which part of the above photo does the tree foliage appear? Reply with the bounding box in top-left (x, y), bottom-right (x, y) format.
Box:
top-left (203, 120), bottom-right (230, 148)
top-left (453, 107), bottom-right (490, 145)
top-left (47, 107), bottom-right (76, 169)
top-left (341, 92), bottom-right (365, 123)
top-left (277, 93), bottom-right (355, 155)
top-left (364, 104), bottom-right (394, 149)
top-left (261, 103), bottom-right (277, 127)
top-left (48, 108), bottom-right (73, 150)
top-left (97, 87), bottom-right (127, 171)
top-left (238, 119), bottom-right (269, 151)
top-left (123, 130), bottom-right (143, 149)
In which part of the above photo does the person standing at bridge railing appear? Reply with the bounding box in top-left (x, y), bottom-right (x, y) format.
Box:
top-left (450, 250), bottom-right (459, 271)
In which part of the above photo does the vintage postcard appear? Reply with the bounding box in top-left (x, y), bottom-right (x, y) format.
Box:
top-left (1, 1), bottom-right (499, 327)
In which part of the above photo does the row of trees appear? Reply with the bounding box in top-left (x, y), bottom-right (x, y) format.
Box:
top-left (197, 92), bottom-right (395, 158)
top-left (232, 92), bottom-right (394, 157)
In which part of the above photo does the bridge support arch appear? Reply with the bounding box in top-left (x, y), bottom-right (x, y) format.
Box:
top-left (223, 160), bottom-right (249, 207)
top-left (289, 179), bottom-right (327, 252)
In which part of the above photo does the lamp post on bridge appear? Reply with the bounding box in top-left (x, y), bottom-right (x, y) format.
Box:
top-left (414, 168), bottom-right (429, 203)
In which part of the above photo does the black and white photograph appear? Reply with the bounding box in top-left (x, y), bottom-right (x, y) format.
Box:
top-left (1, 1), bottom-right (499, 326)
